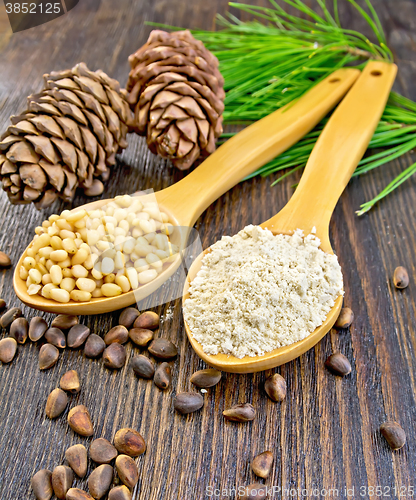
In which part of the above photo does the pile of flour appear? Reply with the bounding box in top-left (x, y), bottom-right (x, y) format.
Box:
top-left (183, 225), bottom-right (343, 358)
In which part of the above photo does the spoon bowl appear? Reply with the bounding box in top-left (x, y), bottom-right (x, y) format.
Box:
top-left (14, 69), bottom-right (360, 314)
top-left (184, 61), bottom-right (397, 373)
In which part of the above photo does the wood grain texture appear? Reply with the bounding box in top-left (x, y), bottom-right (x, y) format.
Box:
top-left (0, 1), bottom-right (415, 499)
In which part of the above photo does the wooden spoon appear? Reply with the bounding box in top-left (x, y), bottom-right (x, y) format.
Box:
top-left (184, 61), bottom-right (397, 373)
top-left (14, 69), bottom-right (360, 314)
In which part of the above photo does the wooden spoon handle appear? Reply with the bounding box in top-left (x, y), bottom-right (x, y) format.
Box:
top-left (157, 68), bottom-right (360, 227)
top-left (266, 61), bottom-right (397, 245)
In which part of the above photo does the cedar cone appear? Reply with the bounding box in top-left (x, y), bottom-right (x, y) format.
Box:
top-left (126, 30), bottom-right (225, 170)
top-left (0, 62), bottom-right (133, 209)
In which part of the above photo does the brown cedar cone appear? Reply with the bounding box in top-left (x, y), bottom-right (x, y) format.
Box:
top-left (126, 30), bottom-right (225, 170)
top-left (0, 62), bottom-right (133, 209)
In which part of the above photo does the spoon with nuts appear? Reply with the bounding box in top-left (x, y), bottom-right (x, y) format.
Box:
top-left (184, 61), bottom-right (397, 373)
top-left (14, 69), bottom-right (360, 314)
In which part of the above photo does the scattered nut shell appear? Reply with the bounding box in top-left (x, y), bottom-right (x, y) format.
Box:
top-left (0, 307), bottom-right (22, 328)
top-left (133, 311), bottom-right (159, 330)
top-left (131, 355), bottom-right (155, 379)
top-left (66, 488), bottom-right (94, 500)
top-left (45, 327), bottom-right (66, 348)
top-left (325, 353), bottom-right (351, 376)
top-left (0, 250), bottom-right (11, 268)
top-left (380, 421), bottom-right (406, 450)
top-left (0, 299), bottom-right (6, 311)
top-left (104, 325), bottom-right (129, 345)
top-left (108, 486), bottom-right (132, 500)
top-left (335, 307), bottom-right (354, 329)
top-left (29, 316), bottom-right (48, 341)
top-left (103, 343), bottom-right (126, 369)
top-left (252, 451), bottom-right (274, 479)
top-left (52, 465), bottom-right (74, 499)
top-left (84, 334), bottom-right (106, 358)
top-left (45, 388), bottom-right (68, 419)
top-left (0, 337), bottom-right (17, 363)
top-left (174, 392), bottom-right (204, 415)
top-left (31, 469), bottom-right (53, 500)
top-left (154, 362), bottom-right (171, 390)
top-left (190, 369), bottom-right (221, 388)
top-left (68, 405), bottom-right (94, 436)
top-left (115, 454), bottom-right (139, 489)
top-left (65, 444), bottom-right (88, 478)
top-left (223, 403), bottom-right (255, 422)
top-left (39, 343), bottom-right (59, 370)
top-left (393, 266), bottom-right (409, 289)
top-left (114, 428), bottom-right (146, 457)
top-left (90, 438), bottom-right (118, 464)
top-left (119, 307), bottom-right (140, 328)
top-left (10, 317), bottom-right (29, 344)
top-left (128, 327), bottom-right (153, 346)
top-left (88, 464), bottom-right (113, 499)
top-left (60, 370), bottom-right (81, 393)
top-left (264, 373), bottom-right (286, 402)
top-left (148, 338), bottom-right (177, 359)
top-left (52, 314), bottom-right (79, 330)
top-left (67, 324), bottom-right (90, 348)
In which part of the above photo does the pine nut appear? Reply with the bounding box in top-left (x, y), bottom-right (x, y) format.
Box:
top-left (50, 250), bottom-right (68, 262)
top-left (65, 209), bottom-right (87, 223)
top-left (51, 236), bottom-right (64, 249)
top-left (42, 274), bottom-right (52, 285)
top-left (50, 265), bottom-right (63, 285)
top-left (42, 284), bottom-right (57, 298)
top-left (58, 257), bottom-right (71, 268)
top-left (134, 259), bottom-right (149, 272)
top-left (101, 257), bottom-right (115, 275)
top-left (138, 269), bottom-right (158, 284)
top-left (115, 275), bottom-right (131, 293)
top-left (24, 194), bottom-right (176, 303)
top-left (122, 239), bottom-right (135, 254)
top-left (32, 233), bottom-right (51, 253)
top-left (126, 267), bottom-right (139, 289)
top-left (60, 230), bottom-right (76, 240)
top-left (114, 251), bottom-right (125, 270)
top-left (62, 238), bottom-right (78, 254)
top-left (28, 284), bottom-right (41, 295)
top-left (72, 265), bottom-right (89, 279)
top-left (76, 278), bottom-right (96, 293)
top-left (56, 219), bottom-right (73, 231)
top-left (23, 257), bottom-right (36, 270)
top-left (61, 277), bottom-right (76, 292)
top-left (20, 266), bottom-right (29, 280)
top-left (104, 273), bottom-right (116, 283)
top-left (50, 288), bottom-right (70, 303)
top-left (29, 268), bottom-right (42, 284)
top-left (39, 246), bottom-right (54, 258)
top-left (70, 290), bottom-right (92, 302)
top-left (72, 248), bottom-right (89, 266)
top-left (62, 268), bottom-right (72, 278)
top-left (101, 283), bottom-right (122, 297)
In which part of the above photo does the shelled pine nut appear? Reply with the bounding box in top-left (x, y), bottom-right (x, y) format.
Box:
top-left (20, 195), bottom-right (179, 304)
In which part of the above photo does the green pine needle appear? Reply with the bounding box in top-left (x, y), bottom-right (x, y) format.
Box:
top-left (149, 0), bottom-right (416, 214)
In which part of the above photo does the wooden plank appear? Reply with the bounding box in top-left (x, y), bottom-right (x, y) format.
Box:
top-left (0, 0), bottom-right (415, 499)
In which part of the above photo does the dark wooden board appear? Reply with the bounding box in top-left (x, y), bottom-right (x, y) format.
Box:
top-left (0, 1), bottom-right (416, 499)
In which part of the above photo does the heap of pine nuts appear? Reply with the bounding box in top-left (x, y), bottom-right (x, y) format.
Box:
top-left (20, 194), bottom-right (178, 303)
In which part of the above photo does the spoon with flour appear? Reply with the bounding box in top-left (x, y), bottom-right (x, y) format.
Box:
top-left (14, 69), bottom-right (359, 314)
top-left (183, 61), bottom-right (397, 373)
